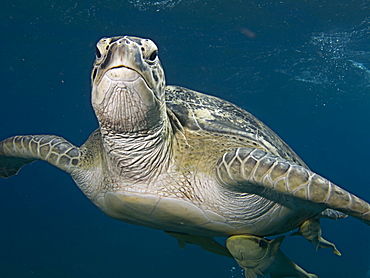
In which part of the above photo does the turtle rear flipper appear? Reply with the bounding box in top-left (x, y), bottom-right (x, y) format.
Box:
top-left (0, 135), bottom-right (81, 178)
top-left (291, 218), bottom-right (341, 256)
top-left (216, 147), bottom-right (370, 226)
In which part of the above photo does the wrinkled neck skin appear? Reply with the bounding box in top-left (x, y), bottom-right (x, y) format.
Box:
top-left (96, 95), bottom-right (173, 183)
top-left (100, 121), bottom-right (172, 182)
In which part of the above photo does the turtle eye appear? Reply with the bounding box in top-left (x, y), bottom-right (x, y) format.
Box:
top-left (95, 46), bottom-right (102, 59)
top-left (148, 50), bottom-right (158, 61)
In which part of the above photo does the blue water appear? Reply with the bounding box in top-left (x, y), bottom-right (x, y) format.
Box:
top-left (1, 1), bottom-right (369, 277)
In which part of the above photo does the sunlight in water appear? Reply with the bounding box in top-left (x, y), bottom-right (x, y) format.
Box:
top-left (128, 0), bottom-right (184, 10)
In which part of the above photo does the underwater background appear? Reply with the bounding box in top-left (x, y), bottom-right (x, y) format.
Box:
top-left (0, 1), bottom-right (370, 277)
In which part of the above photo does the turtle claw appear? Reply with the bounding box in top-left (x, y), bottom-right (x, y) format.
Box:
top-left (226, 235), bottom-right (317, 278)
top-left (292, 219), bottom-right (341, 256)
top-left (316, 237), bottom-right (341, 256)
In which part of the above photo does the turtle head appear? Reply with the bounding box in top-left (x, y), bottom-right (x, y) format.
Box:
top-left (91, 36), bottom-right (166, 132)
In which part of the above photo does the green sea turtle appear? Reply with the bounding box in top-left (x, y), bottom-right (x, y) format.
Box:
top-left (1, 36), bottom-right (369, 277)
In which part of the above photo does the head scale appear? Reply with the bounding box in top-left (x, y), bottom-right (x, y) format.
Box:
top-left (91, 36), bottom-right (166, 132)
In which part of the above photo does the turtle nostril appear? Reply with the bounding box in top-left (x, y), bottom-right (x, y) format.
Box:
top-left (119, 38), bottom-right (129, 45)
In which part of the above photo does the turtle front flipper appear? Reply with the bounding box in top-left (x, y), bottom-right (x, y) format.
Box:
top-left (226, 235), bottom-right (318, 278)
top-left (0, 135), bottom-right (81, 178)
top-left (216, 148), bottom-right (370, 226)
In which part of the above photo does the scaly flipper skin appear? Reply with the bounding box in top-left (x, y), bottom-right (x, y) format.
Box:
top-left (0, 135), bottom-right (81, 178)
top-left (216, 148), bottom-right (370, 226)
top-left (226, 235), bottom-right (318, 278)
